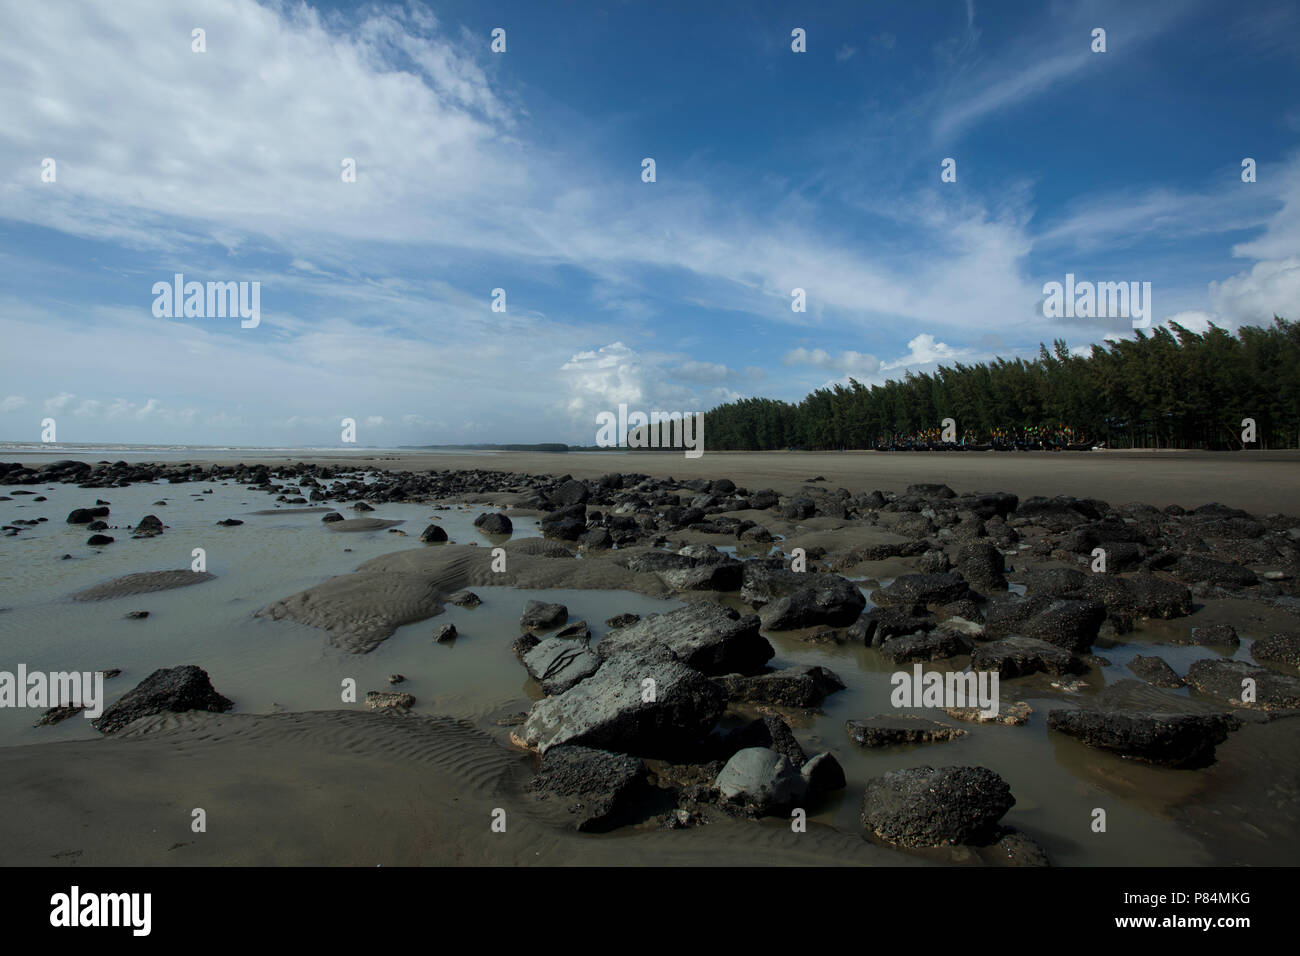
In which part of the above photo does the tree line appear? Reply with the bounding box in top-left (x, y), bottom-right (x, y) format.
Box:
top-left (701, 318), bottom-right (1300, 450)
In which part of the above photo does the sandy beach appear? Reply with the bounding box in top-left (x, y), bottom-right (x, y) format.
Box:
top-left (1, 450), bottom-right (1297, 866)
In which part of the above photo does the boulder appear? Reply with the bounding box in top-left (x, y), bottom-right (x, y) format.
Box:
top-left (800, 752), bottom-right (846, 795)
top-left (879, 630), bottom-right (971, 663)
top-left (861, 765), bottom-right (1015, 847)
top-left (525, 745), bottom-right (647, 832)
top-left (520, 600), bottom-right (568, 632)
top-left (512, 646), bottom-right (726, 755)
top-left (1046, 709), bottom-right (1241, 768)
top-left (92, 665), bottom-right (233, 734)
top-left (757, 575), bottom-right (866, 629)
top-left (473, 512), bottom-right (513, 535)
top-left (1252, 632), bottom-right (1300, 668)
top-left (132, 514), bottom-right (164, 537)
top-left (596, 602), bottom-right (772, 676)
top-left (1186, 659), bottom-right (1300, 711)
top-left (712, 665), bottom-right (845, 708)
top-left (715, 747), bottom-right (806, 813)
top-left (522, 637), bottom-right (602, 695)
top-left (970, 636), bottom-right (1086, 679)
top-left (955, 541), bottom-right (1007, 591)
top-left (872, 572), bottom-right (971, 609)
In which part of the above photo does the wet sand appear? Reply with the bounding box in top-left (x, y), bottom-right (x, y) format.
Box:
top-left (133, 449), bottom-right (1300, 515)
top-left (2, 451), bottom-right (1297, 867)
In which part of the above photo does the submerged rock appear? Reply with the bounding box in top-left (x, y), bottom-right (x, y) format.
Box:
top-left (845, 716), bottom-right (968, 748)
top-left (1186, 659), bottom-right (1300, 710)
top-left (1046, 709), bottom-right (1241, 768)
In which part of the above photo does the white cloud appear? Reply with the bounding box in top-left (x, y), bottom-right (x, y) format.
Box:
top-left (783, 348), bottom-right (880, 375)
top-left (0, 395), bottom-right (27, 412)
top-left (1210, 257), bottom-right (1300, 325)
top-left (880, 334), bottom-right (968, 370)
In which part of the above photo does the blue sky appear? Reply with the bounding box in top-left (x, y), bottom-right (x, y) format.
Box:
top-left (1, 0), bottom-right (1297, 446)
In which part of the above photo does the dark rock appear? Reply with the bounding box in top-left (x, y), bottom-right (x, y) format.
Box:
top-left (861, 765), bottom-right (1015, 847)
top-left (713, 664), bottom-right (845, 708)
top-left (873, 572), bottom-right (971, 609)
top-left (985, 594), bottom-right (1104, 653)
top-left (525, 745), bottom-right (648, 832)
top-left (597, 602), bottom-right (772, 676)
top-left (132, 514), bottom-right (164, 537)
top-left (432, 623), bottom-right (457, 642)
top-left (1174, 624), bottom-right (1240, 647)
top-left (523, 637), bottom-right (602, 695)
top-left (473, 512), bottom-right (513, 534)
top-left (1127, 655), bottom-right (1184, 688)
top-left (715, 747), bottom-right (806, 813)
top-left (521, 600), bottom-right (568, 632)
top-left (87, 534), bottom-right (114, 546)
top-left (1046, 709), bottom-right (1241, 768)
top-left (988, 828), bottom-right (1051, 866)
top-left (971, 636), bottom-right (1086, 678)
top-left (880, 630), bottom-right (971, 663)
top-left (365, 691), bottom-right (414, 711)
top-left (845, 716), bottom-right (967, 747)
top-left (1186, 658), bottom-right (1300, 711)
top-left (780, 497), bottom-right (816, 520)
top-left (1252, 632), bottom-right (1300, 668)
top-left (419, 523), bottom-right (448, 542)
top-left (724, 714), bottom-right (806, 767)
top-left (92, 665), bottom-right (233, 734)
top-left (551, 479), bottom-right (591, 506)
top-left (758, 575), bottom-right (866, 629)
top-left (512, 645), bottom-right (726, 756)
top-left (856, 606), bottom-right (936, 645)
top-left (955, 541), bottom-right (1007, 591)
top-left (800, 752), bottom-right (846, 794)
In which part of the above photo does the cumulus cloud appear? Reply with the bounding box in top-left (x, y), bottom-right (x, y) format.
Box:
top-left (880, 334), bottom-right (968, 370)
top-left (1210, 256), bottom-right (1300, 325)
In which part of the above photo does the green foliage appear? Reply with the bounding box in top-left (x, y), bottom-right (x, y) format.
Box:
top-left (702, 317), bottom-right (1299, 450)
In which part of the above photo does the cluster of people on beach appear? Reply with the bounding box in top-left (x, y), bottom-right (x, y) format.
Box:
top-left (875, 424), bottom-right (1093, 451)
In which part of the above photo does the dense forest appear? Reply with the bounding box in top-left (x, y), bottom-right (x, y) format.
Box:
top-left (701, 318), bottom-right (1300, 450)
